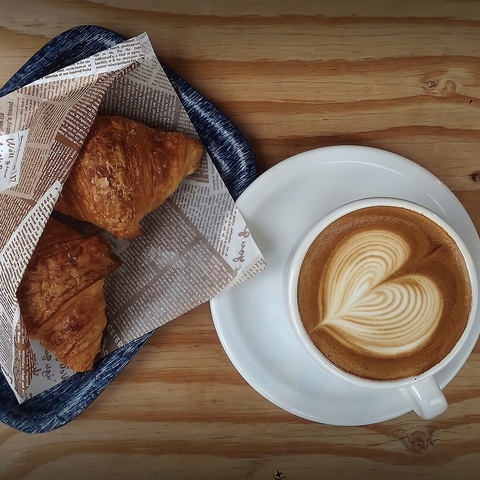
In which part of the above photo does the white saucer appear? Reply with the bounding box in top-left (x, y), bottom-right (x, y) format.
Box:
top-left (210, 146), bottom-right (480, 425)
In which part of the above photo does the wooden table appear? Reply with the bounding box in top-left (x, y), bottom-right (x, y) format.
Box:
top-left (1, 1), bottom-right (480, 478)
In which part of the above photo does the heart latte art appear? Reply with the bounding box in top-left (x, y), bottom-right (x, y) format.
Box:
top-left (317, 229), bottom-right (443, 356)
top-left (297, 206), bottom-right (471, 381)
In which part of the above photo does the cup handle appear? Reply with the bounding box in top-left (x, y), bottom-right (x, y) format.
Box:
top-left (399, 377), bottom-right (448, 420)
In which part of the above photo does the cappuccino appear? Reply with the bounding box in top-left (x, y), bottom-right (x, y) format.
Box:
top-left (297, 206), bottom-right (472, 381)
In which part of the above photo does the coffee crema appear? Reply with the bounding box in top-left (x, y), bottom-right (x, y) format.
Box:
top-left (297, 206), bottom-right (472, 381)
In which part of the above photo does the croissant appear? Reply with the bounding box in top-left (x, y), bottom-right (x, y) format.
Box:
top-left (55, 116), bottom-right (204, 238)
top-left (17, 218), bottom-right (121, 372)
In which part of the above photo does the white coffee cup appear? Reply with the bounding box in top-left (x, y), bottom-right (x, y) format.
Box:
top-left (286, 197), bottom-right (478, 420)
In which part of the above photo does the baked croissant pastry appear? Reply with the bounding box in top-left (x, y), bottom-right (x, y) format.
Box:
top-left (17, 218), bottom-right (121, 372)
top-left (55, 116), bottom-right (204, 238)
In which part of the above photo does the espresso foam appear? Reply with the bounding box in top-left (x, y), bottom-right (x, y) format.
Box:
top-left (297, 206), bottom-right (472, 381)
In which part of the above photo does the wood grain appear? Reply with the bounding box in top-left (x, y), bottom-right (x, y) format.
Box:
top-left (1, 1), bottom-right (480, 478)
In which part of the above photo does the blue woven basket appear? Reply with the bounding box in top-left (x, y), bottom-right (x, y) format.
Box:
top-left (0, 25), bottom-right (257, 433)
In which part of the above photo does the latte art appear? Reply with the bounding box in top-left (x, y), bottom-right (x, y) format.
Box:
top-left (297, 206), bottom-right (471, 381)
top-left (317, 229), bottom-right (443, 356)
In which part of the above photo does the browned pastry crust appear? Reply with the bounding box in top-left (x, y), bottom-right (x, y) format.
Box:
top-left (17, 218), bottom-right (121, 372)
top-left (55, 116), bottom-right (204, 238)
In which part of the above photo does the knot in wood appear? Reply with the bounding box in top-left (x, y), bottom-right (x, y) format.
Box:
top-left (426, 80), bottom-right (436, 89)
top-left (469, 170), bottom-right (480, 182)
top-left (403, 430), bottom-right (434, 455)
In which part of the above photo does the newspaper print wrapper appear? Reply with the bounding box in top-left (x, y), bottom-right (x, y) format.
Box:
top-left (0, 33), bottom-right (266, 403)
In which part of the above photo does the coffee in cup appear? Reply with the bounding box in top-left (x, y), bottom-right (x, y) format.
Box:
top-left (297, 204), bottom-right (472, 381)
top-left (287, 198), bottom-right (478, 420)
